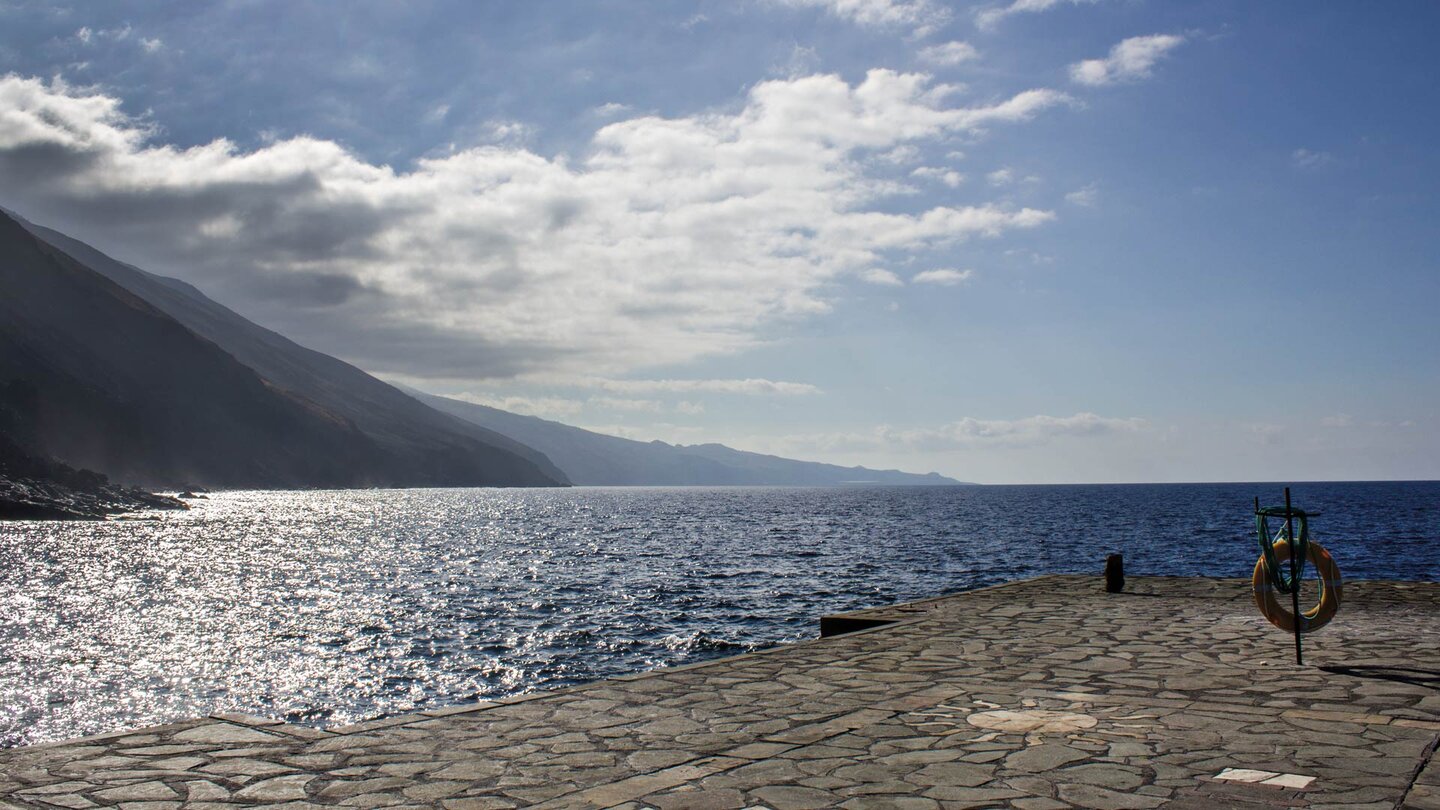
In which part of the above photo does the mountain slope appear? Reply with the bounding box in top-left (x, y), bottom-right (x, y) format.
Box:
top-left (0, 210), bottom-right (564, 489)
top-left (4, 209), bottom-right (957, 489)
top-left (413, 391), bottom-right (966, 486)
top-left (9, 211), bottom-right (568, 488)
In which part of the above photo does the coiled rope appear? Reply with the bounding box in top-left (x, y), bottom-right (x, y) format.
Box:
top-left (1252, 504), bottom-right (1342, 634)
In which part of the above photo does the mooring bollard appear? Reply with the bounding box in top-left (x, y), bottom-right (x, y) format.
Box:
top-left (1105, 553), bottom-right (1124, 593)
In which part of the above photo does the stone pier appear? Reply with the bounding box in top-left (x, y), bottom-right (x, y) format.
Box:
top-left (3, 576), bottom-right (1438, 809)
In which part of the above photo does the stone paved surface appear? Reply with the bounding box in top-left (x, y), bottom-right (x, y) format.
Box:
top-left (3, 575), bottom-right (1438, 809)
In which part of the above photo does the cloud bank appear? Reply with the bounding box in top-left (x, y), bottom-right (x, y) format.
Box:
top-left (880, 413), bottom-right (1146, 448)
top-left (782, 412), bottom-right (1148, 452)
top-left (0, 71), bottom-right (1066, 381)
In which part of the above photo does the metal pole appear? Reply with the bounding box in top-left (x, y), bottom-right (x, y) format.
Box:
top-left (1285, 486), bottom-right (1302, 665)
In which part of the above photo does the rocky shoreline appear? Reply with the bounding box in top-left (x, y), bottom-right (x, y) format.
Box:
top-left (0, 438), bottom-right (187, 521)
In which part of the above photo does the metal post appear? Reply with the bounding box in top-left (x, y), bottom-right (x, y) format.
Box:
top-left (1285, 486), bottom-right (1302, 665)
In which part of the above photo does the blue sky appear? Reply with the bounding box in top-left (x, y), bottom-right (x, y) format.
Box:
top-left (0, 0), bottom-right (1436, 483)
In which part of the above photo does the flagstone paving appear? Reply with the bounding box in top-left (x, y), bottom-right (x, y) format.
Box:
top-left (3, 575), bottom-right (1438, 809)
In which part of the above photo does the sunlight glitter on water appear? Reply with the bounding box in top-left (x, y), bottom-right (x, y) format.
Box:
top-left (1, 482), bottom-right (1436, 747)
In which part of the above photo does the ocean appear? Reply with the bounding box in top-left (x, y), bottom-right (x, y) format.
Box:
top-left (1, 481), bottom-right (1435, 748)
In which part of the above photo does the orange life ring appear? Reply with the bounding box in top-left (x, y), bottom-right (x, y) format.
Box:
top-left (1252, 539), bottom-right (1342, 633)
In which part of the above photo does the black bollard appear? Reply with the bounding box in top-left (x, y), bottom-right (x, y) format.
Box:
top-left (1105, 553), bottom-right (1125, 593)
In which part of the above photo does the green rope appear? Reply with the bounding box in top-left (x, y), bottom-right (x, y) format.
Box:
top-left (1255, 505), bottom-right (1310, 595)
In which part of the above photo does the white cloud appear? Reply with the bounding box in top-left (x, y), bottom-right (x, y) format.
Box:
top-left (593, 102), bottom-right (632, 118)
top-left (885, 413), bottom-right (1145, 447)
top-left (75, 24), bottom-right (140, 45)
top-left (781, 412), bottom-right (1147, 452)
top-left (987, 167), bottom-right (1014, 186)
top-left (574, 422), bottom-right (712, 444)
top-left (1070, 34), bottom-right (1185, 86)
top-left (1004, 248), bottom-right (1053, 264)
top-left (913, 268), bottom-right (973, 285)
top-left (776, 44), bottom-right (821, 78)
top-left (1065, 182), bottom-right (1098, 206)
top-left (861, 268), bottom-right (905, 285)
top-left (875, 144), bottom-right (921, 164)
top-left (449, 393), bottom-right (586, 418)
top-left (566, 378), bottom-right (823, 396)
top-left (590, 396), bottom-right (665, 413)
top-left (1244, 422), bottom-right (1286, 446)
top-left (423, 104), bottom-right (450, 124)
top-left (0, 72), bottom-right (1067, 382)
top-left (911, 166), bottom-right (964, 187)
top-left (775, 0), bottom-right (951, 34)
top-left (1291, 148), bottom-right (1334, 169)
top-left (977, 0), bottom-right (1094, 30)
top-left (675, 401), bottom-right (706, 415)
top-left (918, 41), bottom-right (980, 66)
top-left (480, 118), bottom-right (534, 144)
top-left (139, 37), bottom-right (163, 54)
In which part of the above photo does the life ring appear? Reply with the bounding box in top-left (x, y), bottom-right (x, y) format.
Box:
top-left (1252, 539), bottom-right (1342, 633)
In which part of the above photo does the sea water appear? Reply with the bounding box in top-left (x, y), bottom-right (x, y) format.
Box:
top-left (1, 481), bottom-right (1436, 747)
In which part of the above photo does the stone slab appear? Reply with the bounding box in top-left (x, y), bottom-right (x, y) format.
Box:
top-left (3, 576), bottom-right (1438, 808)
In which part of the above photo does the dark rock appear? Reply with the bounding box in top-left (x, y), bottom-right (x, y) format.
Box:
top-left (0, 432), bottom-right (187, 521)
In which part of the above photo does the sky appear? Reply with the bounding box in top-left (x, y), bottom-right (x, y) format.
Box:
top-left (0, 0), bottom-right (1437, 484)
